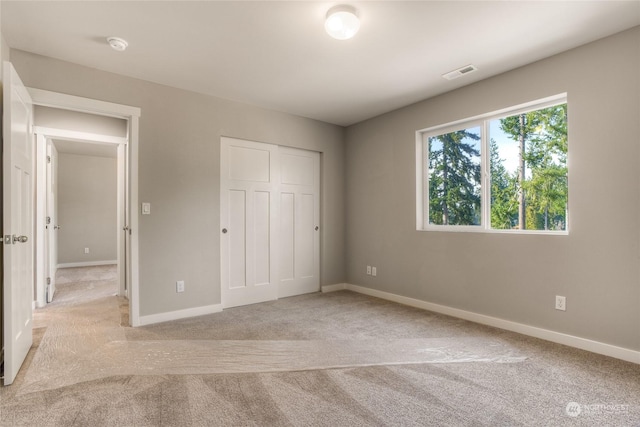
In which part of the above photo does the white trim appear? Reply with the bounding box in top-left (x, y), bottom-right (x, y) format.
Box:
top-left (322, 283), bottom-right (640, 364)
top-left (116, 143), bottom-right (126, 298)
top-left (27, 87), bottom-right (140, 118)
top-left (34, 128), bottom-right (127, 308)
top-left (34, 134), bottom-right (47, 309)
top-left (33, 126), bottom-right (127, 146)
top-left (58, 260), bottom-right (117, 268)
top-left (28, 87), bottom-right (141, 328)
top-left (138, 304), bottom-right (223, 326)
top-left (129, 116), bottom-right (140, 326)
top-left (321, 283), bottom-right (347, 293)
top-left (420, 225), bottom-right (569, 236)
top-left (415, 132), bottom-right (424, 230)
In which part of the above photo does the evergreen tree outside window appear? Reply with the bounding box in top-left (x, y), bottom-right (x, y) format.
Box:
top-left (418, 95), bottom-right (568, 233)
top-left (428, 127), bottom-right (481, 226)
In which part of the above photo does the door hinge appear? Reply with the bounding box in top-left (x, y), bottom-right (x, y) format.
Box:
top-left (47, 277), bottom-right (51, 285)
top-left (46, 216), bottom-right (51, 225)
top-left (47, 155), bottom-right (51, 164)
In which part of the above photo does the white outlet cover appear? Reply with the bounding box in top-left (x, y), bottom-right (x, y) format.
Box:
top-left (176, 280), bottom-right (185, 293)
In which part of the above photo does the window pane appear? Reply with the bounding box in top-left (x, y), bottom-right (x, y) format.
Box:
top-left (489, 104), bottom-right (567, 231)
top-left (428, 126), bottom-right (481, 226)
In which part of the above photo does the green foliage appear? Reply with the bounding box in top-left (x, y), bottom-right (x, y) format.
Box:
top-left (426, 103), bottom-right (567, 231)
top-left (500, 111), bottom-right (542, 147)
top-left (428, 128), bottom-right (481, 225)
top-left (495, 104), bottom-right (568, 230)
top-left (489, 139), bottom-right (518, 229)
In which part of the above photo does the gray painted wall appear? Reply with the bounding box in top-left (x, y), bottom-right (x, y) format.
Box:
top-left (9, 27), bottom-right (637, 353)
top-left (345, 27), bottom-right (640, 351)
top-left (10, 49), bottom-right (346, 317)
top-left (34, 106), bottom-right (127, 137)
top-left (57, 153), bottom-right (117, 264)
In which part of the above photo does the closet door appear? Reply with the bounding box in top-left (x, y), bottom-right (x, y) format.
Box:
top-left (278, 147), bottom-right (320, 298)
top-left (220, 137), bottom-right (279, 308)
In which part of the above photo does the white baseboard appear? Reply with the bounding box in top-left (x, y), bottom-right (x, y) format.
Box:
top-left (58, 260), bottom-right (118, 268)
top-left (322, 283), bottom-right (640, 364)
top-left (321, 283), bottom-right (347, 293)
top-left (137, 303), bottom-right (223, 326)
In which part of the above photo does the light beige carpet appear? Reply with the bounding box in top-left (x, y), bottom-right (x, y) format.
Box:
top-left (1, 266), bottom-right (639, 426)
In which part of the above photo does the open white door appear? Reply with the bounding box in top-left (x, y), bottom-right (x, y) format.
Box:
top-left (45, 140), bottom-right (58, 302)
top-left (2, 62), bottom-right (34, 385)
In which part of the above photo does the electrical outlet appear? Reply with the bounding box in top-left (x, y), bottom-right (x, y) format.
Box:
top-left (176, 280), bottom-right (185, 293)
top-left (84, 247), bottom-right (90, 254)
top-left (555, 295), bottom-right (566, 311)
top-left (366, 265), bottom-right (372, 275)
top-left (372, 266), bottom-right (377, 277)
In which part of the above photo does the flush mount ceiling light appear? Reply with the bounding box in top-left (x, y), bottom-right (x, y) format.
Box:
top-left (325, 5), bottom-right (360, 40)
top-left (107, 36), bottom-right (128, 52)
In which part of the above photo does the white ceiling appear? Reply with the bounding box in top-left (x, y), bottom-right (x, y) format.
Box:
top-left (53, 139), bottom-right (118, 159)
top-left (3, 1), bottom-right (639, 126)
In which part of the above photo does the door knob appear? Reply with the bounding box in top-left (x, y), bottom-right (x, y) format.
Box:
top-left (54, 225), bottom-right (61, 230)
top-left (315, 226), bottom-right (319, 231)
top-left (222, 228), bottom-right (228, 234)
top-left (12, 235), bottom-right (28, 244)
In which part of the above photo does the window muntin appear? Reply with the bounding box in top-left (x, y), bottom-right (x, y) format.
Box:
top-left (418, 95), bottom-right (568, 233)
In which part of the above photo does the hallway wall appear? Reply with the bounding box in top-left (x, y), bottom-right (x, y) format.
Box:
top-left (57, 153), bottom-right (117, 265)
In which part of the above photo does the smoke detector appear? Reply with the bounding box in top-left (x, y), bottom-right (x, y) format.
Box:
top-left (442, 64), bottom-right (478, 80)
top-left (107, 37), bottom-right (128, 52)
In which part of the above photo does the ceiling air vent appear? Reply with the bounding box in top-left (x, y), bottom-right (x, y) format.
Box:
top-left (442, 64), bottom-right (478, 81)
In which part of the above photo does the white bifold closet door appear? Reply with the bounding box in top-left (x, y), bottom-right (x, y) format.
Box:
top-left (220, 137), bottom-right (320, 309)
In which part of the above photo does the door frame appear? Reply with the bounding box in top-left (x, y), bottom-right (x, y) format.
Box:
top-left (28, 88), bottom-right (141, 326)
top-left (34, 129), bottom-right (128, 307)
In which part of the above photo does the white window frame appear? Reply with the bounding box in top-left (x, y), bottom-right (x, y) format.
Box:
top-left (416, 93), bottom-right (568, 235)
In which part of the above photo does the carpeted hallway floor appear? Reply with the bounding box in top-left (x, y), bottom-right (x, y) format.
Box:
top-left (1, 266), bottom-right (639, 426)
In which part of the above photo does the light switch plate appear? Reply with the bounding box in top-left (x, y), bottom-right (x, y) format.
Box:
top-left (142, 203), bottom-right (151, 215)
